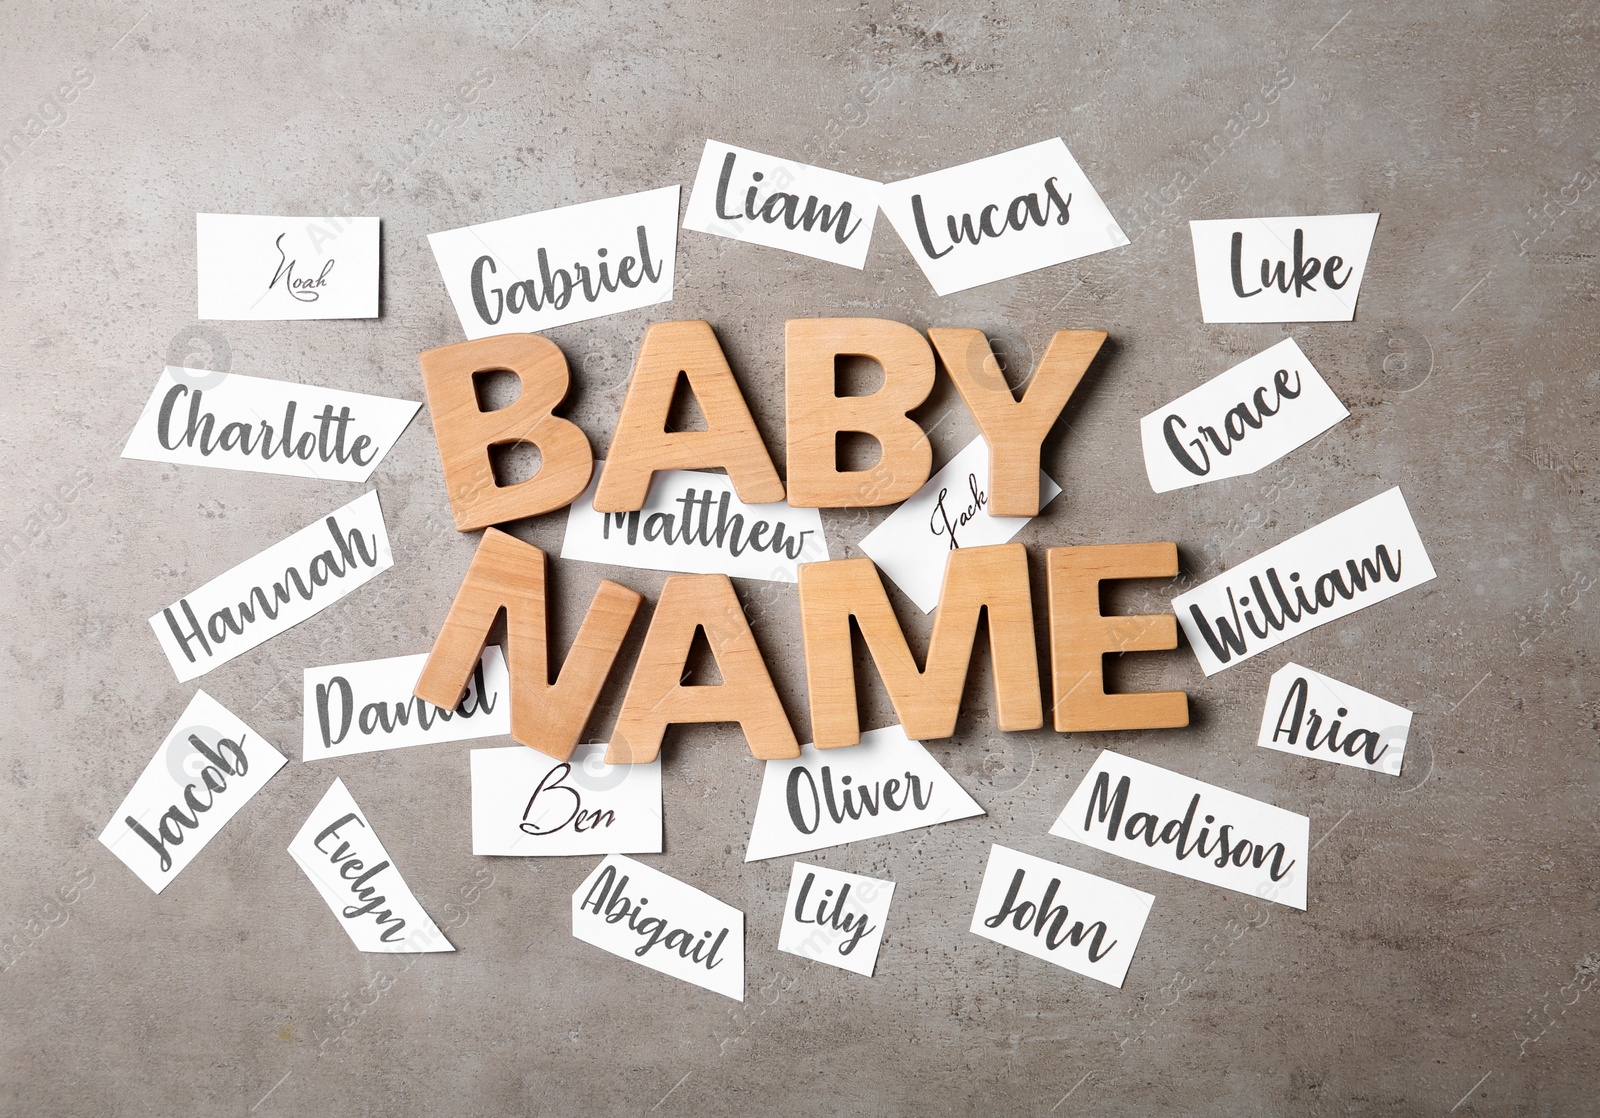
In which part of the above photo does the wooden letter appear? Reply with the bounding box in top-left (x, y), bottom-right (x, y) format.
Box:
top-left (418, 333), bottom-right (594, 530)
top-left (928, 327), bottom-right (1106, 517)
top-left (607, 574), bottom-right (800, 764)
top-left (798, 545), bottom-right (1042, 747)
top-left (413, 528), bottom-right (642, 760)
top-left (785, 317), bottom-right (935, 507)
top-left (595, 320), bottom-right (784, 512)
top-left (1047, 542), bottom-right (1189, 732)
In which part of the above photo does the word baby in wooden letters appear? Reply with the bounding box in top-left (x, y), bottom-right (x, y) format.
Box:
top-left (413, 318), bottom-right (1189, 762)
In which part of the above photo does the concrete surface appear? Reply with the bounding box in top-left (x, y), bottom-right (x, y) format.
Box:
top-left (2, 1), bottom-right (1596, 1115)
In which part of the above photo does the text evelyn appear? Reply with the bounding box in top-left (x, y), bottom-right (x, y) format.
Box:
top-left (579, 864), bottom-right (729, 968)
top-left (312, 814), bottom-right (409, 943)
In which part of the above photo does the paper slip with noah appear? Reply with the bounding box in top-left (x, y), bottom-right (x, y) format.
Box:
top-left (197, 213), bottom-right (378, 320)
top-left (289, 778), bottom-right (454, 953)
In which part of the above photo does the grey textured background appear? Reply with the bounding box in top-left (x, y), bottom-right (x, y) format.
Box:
top-left (2, 1), bottom-right (1596, 1114)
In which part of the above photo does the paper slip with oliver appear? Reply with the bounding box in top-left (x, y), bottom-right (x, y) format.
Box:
top-left (289, 778), bottom-right (454, 953)
top-left (1051, 751), bottom-right (1310, 909)
top-left (1172, 486), bottom-right (1434, 675)
top-left (879, 138), bottom-right (1128, 295)
top-left (302, 646), bottom-right (510, 760)
top-left (745, 725), bottom-right (984, 861)
top-left (99, 690), bottom-right (287, 894)
top-left (572, 855), bottom-right (744, 1000)
top-left (197, 214), bottom-right (378, 320)
top-left (428, 185), bottom-right (679, 339)
top-left (970, 844), bottom-right (1153, 987)
top-left (123, 367), bottom-right (419, 482)
top-left (150, 490), bottom-right (393, 682)
top-left (683, 140), bottom-right (883, 268)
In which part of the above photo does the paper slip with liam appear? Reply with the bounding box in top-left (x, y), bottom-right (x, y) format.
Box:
top-left (197, 214), bottom-right (378, 320)
top-left (289, 778), bottom-right (454, 953)
top-left (471, 744), bottom-right (662, 856)
top-left (1140, 338), bottom-right (1347, 493)
top-left (99, 691), bottom-right (287, 894)
top-left (1051, 751), bottom-right (1310, 909)
top-left (1173, 486), bottom-right (1435, 675)
top-left (427, 185), bottom-right (679, 339)
top-left (970, 844), bottom-right (1153, 987)
top-left (682, 140), bottom-right (883, 268)
top-left (879, 138), bottom-right (1128, 295)
top-left (573, 855), bottom-right (744, 1000)
top-left (1190, 213), bottom-right (1379, 322)
top-left (778, 862), bottom-right (895, 977)
top-left (123, 367), bottom-right (419, 482)
top-left (858, 436), bottom-right (1060, 612)
top-left (1257, 662), bottom-right (1412, 776)
top-left (302, 647), bottom-right (510, 760)
top-left (745, 725), bottom-right (984, 861)
top-left (562, 464), bottom-right (829, 583)
top-left (150, 490), bottom-right (393, 682)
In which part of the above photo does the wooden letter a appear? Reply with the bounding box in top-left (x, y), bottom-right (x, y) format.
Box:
top-left (608, 574), bottom-right (800, 764)
top-left (799, 544), bottom-right (1043, 747)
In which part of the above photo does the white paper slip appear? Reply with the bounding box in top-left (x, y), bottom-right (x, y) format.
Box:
top-left (289, 778), bottom-right (454, 953)
top-left (1172, 486), bottom-right (1435, 675)
top-left (150, 490), bottom-right (393, 682)
top-left (562, 464), bottom-right (829, 583)
top-left (969, 844), bottom-right (1153, 987)
top-left (778, 862), bottom-right (895, 977)
top-left (745, 725), bottom-right (985, 862)
top-left (303, 646), bottom-right (510, 760)
top-left (99, 691), bottom-right (288, 894)
top-left (1189, 213), bottom-right (1379, 322)
top-left (1050, 751), bottom-right (1310, 909)
top-left (858, 436), bottom-right (1060, 612)
top-left (123, 367), bottom-right (419, 482)
top-left (427, 185), bottom-right (680, 339)
top-left (471, 744), bottom-right (663, 856)
top-left (197, 214), bottom-right (379, 320)
top-left (572, 855), bottom-right (744, 1000)
top-left (879, 139), bottom-right (1128, 296)
top-left (1257, 662), bottom-right (1412, 776)
top-left (682, 140), bottom-right (883, 268)
top-left (1140, 339), bottom-right (1347, 493)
